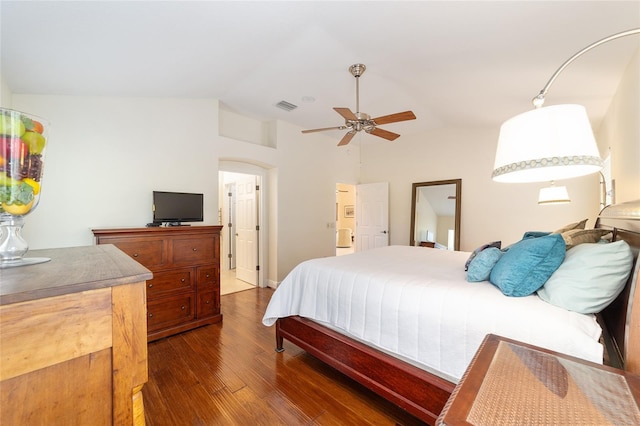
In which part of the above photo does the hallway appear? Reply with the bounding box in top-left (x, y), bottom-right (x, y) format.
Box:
top-left (220, 268), bottom-right (255, 295)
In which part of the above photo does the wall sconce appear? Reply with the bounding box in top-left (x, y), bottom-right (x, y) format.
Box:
top-left (599, 171), bottom-right (615, 210)
top-left (538, 182), bottom-right (571, 205)
top-left (493, 28), bottom-right (640, 183)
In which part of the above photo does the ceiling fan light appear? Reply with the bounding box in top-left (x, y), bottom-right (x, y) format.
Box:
top-left (492, 104), bottom-right (603, 183)
top-left (301, 64), bottom-right (416, 145)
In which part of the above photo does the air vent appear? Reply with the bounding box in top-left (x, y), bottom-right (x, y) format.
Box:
top-left (275, 100), bottom-right (298, 111)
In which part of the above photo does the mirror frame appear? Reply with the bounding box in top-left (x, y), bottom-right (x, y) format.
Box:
top-left (410, 179), bottom-right (462, 250)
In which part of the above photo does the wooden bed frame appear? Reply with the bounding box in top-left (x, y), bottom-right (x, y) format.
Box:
top-left (275, 200), bottom-right (640, 425)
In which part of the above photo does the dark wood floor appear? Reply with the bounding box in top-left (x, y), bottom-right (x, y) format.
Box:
top-left (143, 287), bottom-right (426, 425)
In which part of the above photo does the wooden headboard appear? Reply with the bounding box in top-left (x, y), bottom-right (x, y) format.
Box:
top-left (594, 199), bottom-right (640, 374)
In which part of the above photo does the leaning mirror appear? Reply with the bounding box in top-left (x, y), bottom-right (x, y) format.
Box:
top-left (410, 179), bottom-right (461, 250)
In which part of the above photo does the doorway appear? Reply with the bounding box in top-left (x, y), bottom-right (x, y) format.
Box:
top-left (335, 182), bottom-right (390, 256)
top-left (220, 170), bottom-right (261, 295)
top-left (335, 183), bottom-right (356, 256)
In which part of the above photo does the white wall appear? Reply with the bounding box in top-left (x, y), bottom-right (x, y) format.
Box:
top-left (219, 107), bottom-right (276, 148)
top-left (10, 95), bottom-right (220, 249)
top-left (273, 121), bottom-right (360, 279)
top-left (597, 48), bottom-right (640, 203)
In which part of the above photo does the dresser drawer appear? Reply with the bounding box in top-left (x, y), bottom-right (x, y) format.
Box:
top-left (172, 237), bottom-right (215, 266)
top-left (197, 290), bottom-right (219, 318)
top-left (104, 238), bottom-right (165, 269)
top-left (147, 293), bottom-right (195, 332)
top-left (197, 266), bottom-right (218, 290)
top-left (147, 268), bottom-right (194, 297)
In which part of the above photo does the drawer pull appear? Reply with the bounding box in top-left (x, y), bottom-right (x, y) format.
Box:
top-left (133, 253), bottom-right (139, 258)
top-left (206, 274), bottom-right (210, 278)
top-left (192, 248), bottom-right (198, 252)
top-left (148, 284), bottom-right (153, 288)
top-left (181, 278), bottom-right (185, 283)
top-left (206, 300), bottom-right (210, 304)
top-left (181, 305), bottom-right (186, 310)
top-left (148, 313), bottom-right (153, 318)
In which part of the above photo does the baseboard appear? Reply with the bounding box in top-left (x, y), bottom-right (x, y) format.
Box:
top-left (267, 279), bottom-right (279, 289)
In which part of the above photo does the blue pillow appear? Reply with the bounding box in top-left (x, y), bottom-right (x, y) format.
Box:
top-left (467, 247), bottom-right (504, 282)
top-left (464, 240), bottom-right (502, 271)
top-left (537, 241), bottom-right (632, 313)
top-left (522, 231), bottom-right (551, 239)
top-left (489, 234), bottom-right (566, 297)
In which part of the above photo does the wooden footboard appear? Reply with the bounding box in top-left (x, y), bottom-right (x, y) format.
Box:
top-left (276, 316), bottom-right (455, 425)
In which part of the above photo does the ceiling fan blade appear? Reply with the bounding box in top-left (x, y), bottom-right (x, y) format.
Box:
top-left (368, 127), bottom-right (400, 141)
top-left (301, 125), bottom-right (347, 134)
top-left (334, 107), bottom-right (358, 121)
top-left (372, 111), bottom-right (416, 125)
top-left (337, 131), bottom-right (356, 146)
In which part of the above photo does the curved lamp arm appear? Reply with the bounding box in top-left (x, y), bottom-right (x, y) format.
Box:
top-left (532, 28), bottom-right (640, 107)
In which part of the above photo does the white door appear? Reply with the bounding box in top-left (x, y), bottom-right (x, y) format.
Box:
top-left (235, 174), bottom-right (257, 285)
top-left (355, 182), bottom-right (389, 251)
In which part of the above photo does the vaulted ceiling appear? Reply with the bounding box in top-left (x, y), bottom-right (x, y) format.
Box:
top-left (2, 1), bottom-right (639, 140)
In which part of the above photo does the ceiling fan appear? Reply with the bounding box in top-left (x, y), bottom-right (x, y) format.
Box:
top-left (301, 64), bottom-right (416, 146)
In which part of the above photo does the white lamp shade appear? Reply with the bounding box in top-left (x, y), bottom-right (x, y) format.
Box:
top-left (538, 185), bottom-right (571, 204)
top-left (493, 104), bottom-right (603, 183)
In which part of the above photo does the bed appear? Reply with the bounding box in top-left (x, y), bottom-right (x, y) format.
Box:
top-left (262, 200), bottom-right (640, 424)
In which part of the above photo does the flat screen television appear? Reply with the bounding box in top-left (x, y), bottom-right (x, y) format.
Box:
top-left (152, 191), bottom-right (203, 224)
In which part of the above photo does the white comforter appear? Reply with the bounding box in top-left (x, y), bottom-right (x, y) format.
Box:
top-left (262, 245), bottom-right (603, 382)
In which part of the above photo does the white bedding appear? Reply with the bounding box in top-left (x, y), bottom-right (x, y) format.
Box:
top-left (262, 245), bottom-right (603, 382)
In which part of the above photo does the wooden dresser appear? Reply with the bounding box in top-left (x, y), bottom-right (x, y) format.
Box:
top-left (0, 245), bottom-right (151, 425)
top-left (92, 226), bottom-right (223, 341)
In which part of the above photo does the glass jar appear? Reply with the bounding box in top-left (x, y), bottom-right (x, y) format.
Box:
top-left (0, 108), bottom-right (49, 267)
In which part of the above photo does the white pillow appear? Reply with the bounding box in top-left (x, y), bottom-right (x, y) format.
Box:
top-left (537, 240), bottom-right (633, 314)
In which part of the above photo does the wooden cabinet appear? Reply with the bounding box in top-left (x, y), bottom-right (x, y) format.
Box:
top-left (93, 226), bottom-right (223, 341)
top-left (0, 245), bottom-right (151, 425)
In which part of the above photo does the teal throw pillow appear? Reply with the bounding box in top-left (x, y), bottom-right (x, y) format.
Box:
top-left (464, 240), bottom-right (502, 271)
top-left (522, 231), bottom-right (551, 240)
top-left (537, 240), bottom-right (632, 313)
top-left (467, 247), bottom-right (504, 282)
top-left (489, 234), bottom-right (566, 297)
